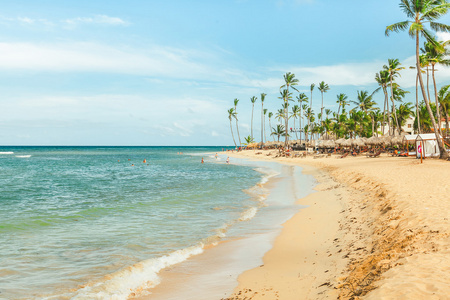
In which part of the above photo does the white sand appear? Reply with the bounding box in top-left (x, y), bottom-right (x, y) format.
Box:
top-left (224, 150), bottom-right (450, 299)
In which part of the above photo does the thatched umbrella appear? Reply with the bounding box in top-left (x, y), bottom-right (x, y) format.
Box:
top-left (341, 139), bottom-right (352, 147)
top-left (366, 136), bottom-right (382, 145)
top-left (324, 140), bottom-right (336, 148)
top-left (353, 138), bottom-right (365, 147)
top-left (335, 138), bottom-right (346, 145)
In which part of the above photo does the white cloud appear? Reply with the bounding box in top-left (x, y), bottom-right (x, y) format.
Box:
top-left (437, 32), bottom-right (450, 42)
top-left (0, 42), bottom-right (213, 79)
top-left (64, 15), bottom-right (127, 26)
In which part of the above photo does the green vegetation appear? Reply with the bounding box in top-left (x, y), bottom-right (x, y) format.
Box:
top-left (227, 0), bottom-right (450, 159)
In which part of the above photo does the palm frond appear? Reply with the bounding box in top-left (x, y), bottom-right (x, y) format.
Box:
top-left (421, 28), bottom-right (438, 43)
top-left (385, 21), bottom-right (410, 36)
top-left (423, 3), bottom-right (450, 21)
top-left (399, 0), bottom-right (415, 18)
top-left (429, 21), bottom-right (450, 32)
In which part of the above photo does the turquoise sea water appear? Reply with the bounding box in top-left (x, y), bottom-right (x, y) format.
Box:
top-left (0, 147), bottom-right (268, 299)
top-left (0, 146), bottom-right (315, 300)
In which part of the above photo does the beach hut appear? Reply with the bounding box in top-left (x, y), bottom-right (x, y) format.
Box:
top-left (403, 134), bottom-right (418, 156)
top-left (415, 133), bottom-right (443, 158)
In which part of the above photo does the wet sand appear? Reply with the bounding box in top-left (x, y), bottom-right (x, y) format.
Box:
top-left (224, 149), bottom-right (450, 299)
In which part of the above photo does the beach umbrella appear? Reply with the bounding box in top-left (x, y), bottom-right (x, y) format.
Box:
top-left (335, 138), bottom-right (346, 145)
top-left (353, 138), bottom-right (365, 147)
top-left (342, 139), bottom-right (352, 147)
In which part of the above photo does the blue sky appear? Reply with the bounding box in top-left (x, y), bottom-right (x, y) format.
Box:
top-left (1, 0), bottom-right (450, 146)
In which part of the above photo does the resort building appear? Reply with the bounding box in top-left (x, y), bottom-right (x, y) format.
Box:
top-left (378, 116), bottom-right (415, 136)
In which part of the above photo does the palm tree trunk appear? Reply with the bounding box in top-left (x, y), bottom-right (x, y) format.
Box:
top-left (416, 72), bottom-right (421, 134)
top-left (416, 32), bottom-right (448, 159)
top-left (235, 118), bottom-right (241, 148)
top-left (284, 101), bottom-right (288, 148)
top-left (229, 120), bottom-right (237, 148)
top-left (251, 104), bottom-right (254, 140)
top-left (390, 75), bottom-right (401, 135)
top-left (432, 64), bottom-right (443, 135)
top-left (299, 106), bottom-right (303, 141)
top-left (261, 103), bottom-right (264, 143)
top-left (269, 119), bottom-right (274, 142)
top-left (382, 86), bottom-right (388, 135)
top-left (427, 66), bottom-right (431, 103)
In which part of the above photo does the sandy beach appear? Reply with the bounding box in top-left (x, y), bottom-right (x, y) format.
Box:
top-left (223, 150), bottom-right (450, 299)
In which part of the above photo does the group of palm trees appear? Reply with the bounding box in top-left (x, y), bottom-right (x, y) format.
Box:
top-left (228, 0), bottom-right (450, 159)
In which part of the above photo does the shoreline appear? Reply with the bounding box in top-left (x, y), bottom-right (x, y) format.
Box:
top-left (224, 149), bottom-right (450, 299)
top-left (134, 155), bottom-right (316, 299)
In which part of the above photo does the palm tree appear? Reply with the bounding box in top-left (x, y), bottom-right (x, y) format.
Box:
top-left (233, 98), bottom-right (241, 147)
top-left (271, 124), bottom-right (286, 142)
top-left (396, 102), bottom-right (414, 132)
top-left (304, 107), bottom-right (314, 141)
top-left (383, 59), bottom-right (404, 135)
top-left (336, 93), bottom-right (348, 117)
top-left (371, 110), bottom-right (384, 136)
top-left (386, 0), bottom-right (450, 158)
top-left (260, 93), bottom-right (267, 144)
top-left (275, 108), bottom-right (285, 124)
top-left (250, 96), bottom-right (257, 140)
top-left (263, 108), bottom-right (268, 142)
top-left (291, 105), bottom-right (300, 140)
top-left (375, 70), bottom-right (391, 135)
top-left (244, 135), bottom-right (255, 145)
top-left (280, 72), bottom-right (299, 147)
top-left (228, 108), bottom-right (237, 148)
top-left (297, 93), bottom-right (308, 141)
top-left (351, 90), bottom-right (377, 113)
top-left (318, 81), bottom-right (330, 125)
top-left (268, 111), bottom-right (274, 141)
top-left (421, 40), bottom-right (450, 134)
top-left (409, 60), bottom-right (427, 134)
top-left (438, 85), bottom-right (450, 137)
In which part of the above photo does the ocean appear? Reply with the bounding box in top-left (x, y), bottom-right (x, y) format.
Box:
top-left (0, 146), bottom-right (315, 299)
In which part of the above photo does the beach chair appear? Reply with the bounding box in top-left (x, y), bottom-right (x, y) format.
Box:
top-left (338, 152), bottom-right (349, 159)
top-left (368, 150), bottom-right (381, 158)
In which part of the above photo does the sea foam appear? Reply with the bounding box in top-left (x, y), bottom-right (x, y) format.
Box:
top-left (69, 245), bottom-right (204, 300)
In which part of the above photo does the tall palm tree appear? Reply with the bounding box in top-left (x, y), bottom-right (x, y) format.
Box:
top-left (421, 40), bottom-right (450, 134)
top-left (250, 96), bottom-right (257, 140)
top-left (371, 110), bottom-right (384, 136)
top-left (318, 81), bottom-right (330, 125)
top-left (260, 93), bottom-right (267, 144)
top-left (336, 93), bottom-right (348, 118)
top-left (383, 58), bottom-right (404, 135)
top-left (438, 85), bottom-right (450, 137)
top-left (233, 98), bottom-right (242, 147)
top-left (263, 108), bottom-right (268, 142)
top-left (291, 105), bottom-right (300, 140)
top-left (297, 93), bottom-right (308, 141)
top-left (386, 0), bottom-right (450, 158)
top-left (409, 60), bottom-right (427, 134)
top-left (276, 108), bottom-right (285, 124)
top-left (351, 90), bottom-right (378, 136)
top-left (375, 70), bottom-right (391, 135)
top-left (268, 111), bottom-right (274, 141)
top-left (304, 107), bottom-right (314, 141)
top-left (228, 108), bottom-right (237, 148)
top-left (280, 72), bottom-right (299, 147)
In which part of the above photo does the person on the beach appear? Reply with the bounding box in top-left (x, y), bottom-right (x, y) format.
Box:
top-left (226, 157), bottom-right (230, 164)
top-left (215, 153), bottom-right (218, 159)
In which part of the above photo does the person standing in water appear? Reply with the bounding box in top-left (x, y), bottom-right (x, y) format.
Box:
top-left (201, 158), bottom-right (204, 164)
top-left (226, 157), bottom-right (230, 164)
